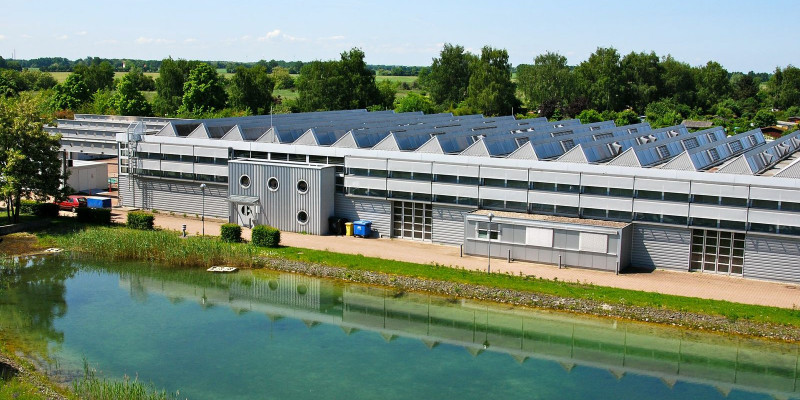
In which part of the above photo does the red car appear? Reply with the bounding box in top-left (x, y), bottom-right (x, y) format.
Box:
top-left (56, 195), bottom-right (87, 212)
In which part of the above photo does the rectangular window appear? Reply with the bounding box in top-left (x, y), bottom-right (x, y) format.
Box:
top-left (635, 213), bottom-right (661, 223)
top-left (529, 203), bottom-right (555, 213)
top-left (707, 132), bottom-right (719, 142)
top-left (693, 194), bottom-right (719, 205)
top-left (506, 201), bottom-right (527, 212)
top-left (557, 184), bottom-right (580, 193)
top-left (719, 220), bottom-right (746, 231)
top-left (531, 181), bottom-right (556, 191)
top-left (749, 223), bottom-right (777, 233)
top-left (636, 190), bottom-right (662, 200)
top-left (728, 140), bottom-right (743, 153)
top-left (507, 180), bottom-right (528, 189)
top-left (607, 210), bottom-right (632, 221)
top-left (663, 192), bottom-right (689, 202)
top-left (480, 199), bottom-right (505, 210)
top-left (252, 151), bottom-right (269, 160)
top-left (662, 215), bottom-right (688, 225)
top-left (561, 139), bottom-right (576, 151)
top-left (582, 186), bottom-right (608, 196)
top-left (692, 218), bottom-right (718, 228)
top-left (656, 145), bottom-right (671, 159)
top-left (608, 187), bottom-right (633, 198)
top-left (458, 197), bottom-right (478, 206)
top-left (389, 191), bottom-right (412, 200)
top-left (781, 201), bottom-right (800, 212)
top-left (748, 135), bottom-right (758, 146)
top-left (708, 148), bottom-right (720, 162)
top-left (579, 232), bottom-right (608, 253)
top-left (515, 137), bottom-right (530, 146)
top-left (459, 176), bottom-right (480, 185)
top-left (233, 150), bottom-right (250, 158)
top-left (483, 178), bottom-right (505, 187)
top-left (593, 133), bottom-right (613, 140)
top-left (720, 197), bottom-right (747, 207)
top-left (683, 137), bottom-right (700, 150)
top-left (288, 154), bottom-right (306, 163)
top-left (779, 225), bottom-right (800, 235)
top-left (751, 199), bottom-right (779, 210)
top-left (555, 205), bottom-right (579, 216)
top-left (435, 174), bottom-right (458, 184)
top-left (581, 208), bottom-right (606, 218)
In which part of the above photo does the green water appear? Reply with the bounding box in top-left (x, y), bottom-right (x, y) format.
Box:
top-left (1, 256), bottom-right (798, 400)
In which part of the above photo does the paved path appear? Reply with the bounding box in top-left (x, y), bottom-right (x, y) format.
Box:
top-left (108, 208), bottom-right (800, 309)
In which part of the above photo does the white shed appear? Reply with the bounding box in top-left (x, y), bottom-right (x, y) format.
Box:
top-left (67, 160), bottom-right (109, 193)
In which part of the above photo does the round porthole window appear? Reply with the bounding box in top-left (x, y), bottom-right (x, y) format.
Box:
top-left (297, 211), bottom-right (308, 224)
top-left (297, 180), bottom-right (308, 194)
top-left (239, 174), bottom-right (251, 188)
top-left (267, 177), bottom-right (279, 191)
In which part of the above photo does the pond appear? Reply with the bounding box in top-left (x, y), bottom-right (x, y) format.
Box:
top-left (1, 256), bottom-right (798, 400)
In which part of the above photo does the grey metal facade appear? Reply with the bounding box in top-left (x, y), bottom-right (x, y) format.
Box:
top-left (630, 225), bottom-right (691, 271)
top-left (119, 175), bottom-right (229, 219)
top-left (333, 194), bottom-right (392, 237)
top-left (431, 205), bottom-right (471, 245)
top-left (744, 234), bottom-right (800, 283)
top-left (228, 160), bottom-right (335, 235)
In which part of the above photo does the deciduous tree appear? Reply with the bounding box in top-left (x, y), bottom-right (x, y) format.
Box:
top-left (575, 47), bottom-right (623, 111)
top-left (178, 63), bottom-right (227, 115)
top-left (466, 46), bottom-right (518, 116)
top-left (228, 65), bottom-right (274, 115)
top-left (0, 95), bottom-right (65, 223)
top-left (114, 72), bottom-right (152, 116)
top-left (427, 44), bottom-right (474, 109)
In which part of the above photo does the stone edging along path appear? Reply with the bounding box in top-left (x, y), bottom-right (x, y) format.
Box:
top-left (256, 256), bottom-right (800, 343)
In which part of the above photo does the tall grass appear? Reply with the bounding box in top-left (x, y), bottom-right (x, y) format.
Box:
top-left (57, 227), bottom-right (261, 268)
top-left (72, 359), bottom-right (181, 400)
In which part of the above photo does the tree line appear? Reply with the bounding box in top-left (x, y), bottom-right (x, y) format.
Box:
top-left (1, 46), bottom-right (799, 134)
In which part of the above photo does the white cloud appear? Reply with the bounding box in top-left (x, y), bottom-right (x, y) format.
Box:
top-left (240, 35), bottom-right (252, 41)
top-left (184, 38), bottom-right (197, 43)
top-left (258, 29), bottom-right (281, 41)
top-left (282, 33), bottom-right (307, 42)
top-left (319, 35), bottom-right (345, 41)
top-left (20, 34), bottom-right (32, 39)
top-left (96, 39), bottom-right (119, 45)
top-left (135, 37), bottom-right (173, 45)
top-left (0, 35), bottom-right (5, 40)
top-left (75, 31), bottom-right (87, 36)
top-left (55, 34), bottom-right (68, 40)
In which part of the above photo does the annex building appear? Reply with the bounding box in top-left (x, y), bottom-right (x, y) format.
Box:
top-left (47, 110), bottom-right (800, 283)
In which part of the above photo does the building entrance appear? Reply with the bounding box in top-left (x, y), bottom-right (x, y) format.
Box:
top-left (690, 229), bottom-right (744, 275)
top-left (392, 201), bottom-right (431, 241)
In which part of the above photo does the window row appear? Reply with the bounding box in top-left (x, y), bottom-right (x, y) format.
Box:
top-left (137, 152), bottom-right (229, 165)
top-left (136, 169), bottom-right (228, 183)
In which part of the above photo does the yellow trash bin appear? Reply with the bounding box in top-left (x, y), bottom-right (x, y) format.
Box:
top-left (345, 222), bottom-right (354, 236)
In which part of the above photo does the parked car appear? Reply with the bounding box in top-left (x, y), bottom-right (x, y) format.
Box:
top-left (55, 195), bottom-right (87, 212)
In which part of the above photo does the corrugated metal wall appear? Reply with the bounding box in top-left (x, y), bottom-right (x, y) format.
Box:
top-left (432, 205), bottom-right (471, 245)
top-left (118, 175), bottom-right (228, 218)
top-left (630, 225), bottom-right (691, 271)
top-left (228, 161), bottom-right (334, 235)
top-left (744, 235), bottom-right (800, 283)
top-left (333, 194), bottom-right (392, 237)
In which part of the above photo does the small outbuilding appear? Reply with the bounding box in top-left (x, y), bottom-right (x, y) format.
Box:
top-left (67, 160), bottom-right (109, 193)
top-left (464, 210), bottom-right (632, 272)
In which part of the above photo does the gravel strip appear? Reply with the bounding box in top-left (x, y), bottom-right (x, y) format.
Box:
top-left (258, 257), bottom-right (800, 343)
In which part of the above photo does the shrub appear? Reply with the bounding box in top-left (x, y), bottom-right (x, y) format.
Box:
top-left (17, 200), bottom-right (59, 218)
top-left (220, 223), bottom-right (242, 243)
top-left (252, 225), bottom-right (280, 247)
top-left (76, 207), bottom-right (112, 225)
top-left (127, 211), bottom-right (155, 230)
top-left (34, 203), bottom-right (60, 218)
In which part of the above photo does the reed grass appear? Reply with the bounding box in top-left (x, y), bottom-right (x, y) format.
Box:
top-left (72, 359), bottom-right (181, 400)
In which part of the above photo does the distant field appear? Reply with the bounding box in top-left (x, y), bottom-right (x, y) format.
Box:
top-left (375, 75), bottom-right (417, 84)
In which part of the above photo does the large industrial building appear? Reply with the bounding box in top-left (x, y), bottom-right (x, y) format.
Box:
top-left (47, 110), bottom-right (800, 283)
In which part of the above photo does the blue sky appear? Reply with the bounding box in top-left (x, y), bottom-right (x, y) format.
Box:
top-left (0, 0), bottom-right (796, 72)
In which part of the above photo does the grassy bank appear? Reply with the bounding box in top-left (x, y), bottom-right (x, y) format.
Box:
top-left (41, 226), bottom-right (800, 329)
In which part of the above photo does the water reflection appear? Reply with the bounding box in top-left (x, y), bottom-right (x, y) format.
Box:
top-left (114, 265), bottom-right (799, 399)
top-left (0, 256), bottom-right (76, 356)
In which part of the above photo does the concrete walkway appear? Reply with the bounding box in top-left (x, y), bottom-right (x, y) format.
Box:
top-left (108, 208), bottom-right (800, 309)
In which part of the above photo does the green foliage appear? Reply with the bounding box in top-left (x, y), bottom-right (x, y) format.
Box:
top-left (50, 73), bottom-right (91, 110)
top-left (695, 61), bottom-right (732, 112)
top-left (0, 95), bottom-right (65, 223)
top-left (660, 55), bottom-right (696, 106)
top-left (153, 58), bottom-right (199, 116)
top-left (615, 109), bottom-right (641, 126)
top-left (76, 208), bottom-right (112, 225)
top-left (395, 92), bottom-right (435, 114)
top-left (575, 47), bottom-right (623, 111)
top-left (767, 65), bottom-right (800, 110)
top-left (270, 66), bottom-right (295, 90)
top-left (114, 72), bottom-right (151, 116)
top-left (126, 211), bottom-right (155, 230)
top-left (296, 48), bottom-right (381, 112)
top-left (466, 46), bottom-right (518, 116)
top-left (375, 80), bottom-right (397, 110)
top-left (620, 51), bottom-right (663, 113)
top-left (645, 99), bottom-right (688, 128)
top-left (577, 109), bottom-right (603, 124)
top-left (426, 43), bottom-right (474, 109)
top-left (19, 201), bottom-right (59, 218)
top-left (516, 52), bottom-right (574, 111)
top-left (251, 225), bottom-right (280, 247)
top-left (178, 63), bottom-right (227, 116)
top-left (89, 89), bottom-right (117, 115)
top-left (220, 223), bottom-right (242, 243)
top-left (124, 65), bottom-right (156, 91)
top-left (228, 65), bottom-right (274, 115)
top-left (73, 61), bottom-right (115, 93)
top-left (752, 109), bottom-right (777, 128)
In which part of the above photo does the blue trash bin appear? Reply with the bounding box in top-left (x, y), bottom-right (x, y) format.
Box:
top-left (353, 220), bottom-right (372, 237)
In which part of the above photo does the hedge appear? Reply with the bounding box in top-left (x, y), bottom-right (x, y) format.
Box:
top-left (127, 211), bottom-right (155, 230)
top-left (76, 207), bottom-right (112, 225)
top-left (252, 225), bottom-right (280, 247)
top-left (220, 223), bottom-right (242, 242)
top-left (18, 200), bottom-right (59, 218)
